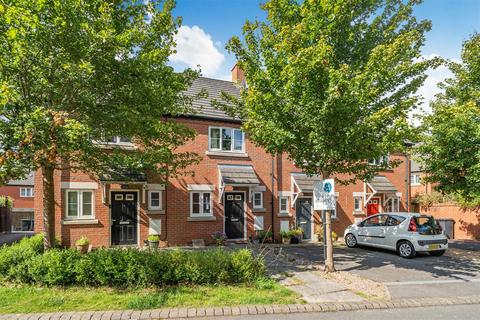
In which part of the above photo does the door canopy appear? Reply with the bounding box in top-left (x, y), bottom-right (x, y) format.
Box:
top-left (218, 164), bottom-right (260, 202)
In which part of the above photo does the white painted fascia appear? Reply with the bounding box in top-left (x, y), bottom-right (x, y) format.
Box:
top-left (60, 182), bottom-right (98, 189)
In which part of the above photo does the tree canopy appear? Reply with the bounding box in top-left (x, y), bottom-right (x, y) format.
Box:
top-left (226, 0), bottom-right (437, 182)
top-left (418, 33), bottom-right (480, 207)
top-left (0, 0), bottom-right (201, 247)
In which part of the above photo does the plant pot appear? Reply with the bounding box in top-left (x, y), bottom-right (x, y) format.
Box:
top-left (76, 244), bottom-right (88, 254)
top-left (282, 237), bottom-right (290, 244)
top-left (149, 240), bottom-right (159, 249)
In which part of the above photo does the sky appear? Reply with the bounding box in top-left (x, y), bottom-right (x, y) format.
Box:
top-left (169, 0), bottom-right (480, 114)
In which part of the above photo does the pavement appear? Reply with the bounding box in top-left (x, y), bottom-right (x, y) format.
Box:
top-left (0, 232), bottom-right (33, 246)
top-left (265, 240), bottom-right (480, 300)
top-left (210, 303), bottom-right (480, 320)
top-left (2, 296), bottom-right (480, 319)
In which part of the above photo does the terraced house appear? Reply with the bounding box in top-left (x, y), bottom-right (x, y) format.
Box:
top-left (33, 66), bottom-right (411, 248)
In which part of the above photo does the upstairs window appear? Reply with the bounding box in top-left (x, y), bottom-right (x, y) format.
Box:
top-left (20, 187), bottom-right (34, 197)
top-left (369, 155), bottom-right (389, 166)
top-left (209, 127), bottom-right (244, 152)
top-left (411, 174), bottom-right (421, 186)
top-left (101, 136), bottom-right (133, 145)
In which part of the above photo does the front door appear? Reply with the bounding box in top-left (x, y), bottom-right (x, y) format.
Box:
top-left (367, 197), bottom-right (380, 216)
top-left (224, 192), bottom-right (245, 239)
top-left (296, 198), bottom-right (312, 240)
top-left (111, 191), bottom-right (138, 246)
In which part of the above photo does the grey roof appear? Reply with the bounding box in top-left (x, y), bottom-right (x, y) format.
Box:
top-left (291, 173), bottom-right (321, 192)
top-left (219, 165), bottom-right (260, 185)
top-left (411, 160), bottom-right (423, 173)
top-left (369, 175), bottom-right (397, 193)
top-left (184, 77), bottom-right (241, 121)
top-left (7, 172), bottom-right (34, 186)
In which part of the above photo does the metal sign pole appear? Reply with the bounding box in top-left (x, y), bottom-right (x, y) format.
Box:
top-left (322, 210), bottom-right (327, 259)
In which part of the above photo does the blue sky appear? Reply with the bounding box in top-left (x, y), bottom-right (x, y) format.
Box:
top-left (169, 0), bottom-right (480, 111)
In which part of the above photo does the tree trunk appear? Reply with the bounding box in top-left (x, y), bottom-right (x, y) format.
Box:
top-left (324, 209), bottom-right (336, 272)
top-left (42, 165), bottom-right (56, 249)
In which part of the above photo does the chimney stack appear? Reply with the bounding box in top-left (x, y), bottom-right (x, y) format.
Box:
top-left (231, 63), bottom-right (246, 86)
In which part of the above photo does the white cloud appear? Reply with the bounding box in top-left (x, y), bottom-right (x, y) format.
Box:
top-left (170, 25), bottom-right (225, 77)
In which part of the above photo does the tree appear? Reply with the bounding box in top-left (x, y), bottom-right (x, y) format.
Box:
top-left (0, 0), bottom-right (201, 249)
top-left (418, 34), bottom-right (480, 208)
top-left (226, 0), bottom-right (436, 272)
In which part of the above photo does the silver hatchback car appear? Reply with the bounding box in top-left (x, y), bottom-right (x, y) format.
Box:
top-left (344, 212), bottom-right (448, 258)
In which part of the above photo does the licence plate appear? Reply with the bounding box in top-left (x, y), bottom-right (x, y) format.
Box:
top-left (428, 244), bottom-right (440, 250)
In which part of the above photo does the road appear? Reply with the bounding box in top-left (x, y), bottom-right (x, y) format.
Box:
top-left (208, 304), bottom-right (480, 320)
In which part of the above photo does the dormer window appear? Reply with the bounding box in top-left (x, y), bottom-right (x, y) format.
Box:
top-left (209, 127), bottom-right (245, 153)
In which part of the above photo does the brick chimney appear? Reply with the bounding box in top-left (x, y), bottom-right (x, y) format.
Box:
top-left (231, 63), bottom-right (246, 86)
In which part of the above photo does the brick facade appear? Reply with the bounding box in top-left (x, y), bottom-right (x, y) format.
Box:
top-left (33, 115), bottom-right (410, 248)
top-left (0, 180), bottom-right (35, 232)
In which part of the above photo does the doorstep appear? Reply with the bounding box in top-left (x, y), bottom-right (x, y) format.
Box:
top-left (3, 295), bottom-right (480, 319)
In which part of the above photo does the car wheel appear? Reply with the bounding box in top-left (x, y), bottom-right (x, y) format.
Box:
top-left (429, 250), bottom-right (446, 256)
top-left (397, 240), bottom-right (416, 259)
top-left (345, 233), bottom-right (357, 248)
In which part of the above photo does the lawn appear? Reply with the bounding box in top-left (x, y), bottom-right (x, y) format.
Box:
top-left (0, 279), bottom-right (302, 313)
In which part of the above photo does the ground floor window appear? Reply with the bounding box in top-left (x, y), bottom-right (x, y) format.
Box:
top-left (253, 192), bottom-right (263, 208)
top-left (384, 197), bottom-right (400, 212)
top-left (354, 197), bottom-right (362, 211)
top-left (279, 196), bottom-right (289, 213)
top-left (66, 190), bottom-right (94, 219)
top-left (190, 191), bottom-right (212, 217)
top-left (148, 190), bottom-right (162, 210)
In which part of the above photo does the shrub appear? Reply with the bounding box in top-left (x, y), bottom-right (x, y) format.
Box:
top-left (0, 234), bottom-right (44, 281)
top-left (147, 235), bottom-right (160, 242)
top-left (75, 236), bottom-right (89, 246)
top-left (0, 242), bottom-right (265, 287)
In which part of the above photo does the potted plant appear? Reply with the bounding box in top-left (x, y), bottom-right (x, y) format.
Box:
top-left (75, 236), bottom-right (90, 253)
top-left (290, 228), bottom-right (303, 243)
top-left (331, 231), bottom-right (338, 242)
top-left (211, 231), bottom-right (227, 246)
top-left (314, 225), bottom-right (323, 242)
top-left (280, 230), bottom-right (291, 244)
top-left (257, 230), bottom-right (273, 243)
top-left (148, 234), bottom-right (160, 249)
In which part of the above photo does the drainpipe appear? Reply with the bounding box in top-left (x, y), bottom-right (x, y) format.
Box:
top-left (403, 141), bottom-right (414, 212)
top-left (271, 154), bottom-right (275, 242)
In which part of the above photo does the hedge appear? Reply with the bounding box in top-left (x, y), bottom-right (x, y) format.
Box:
top-left (0, 235), bottom-right (265, 287)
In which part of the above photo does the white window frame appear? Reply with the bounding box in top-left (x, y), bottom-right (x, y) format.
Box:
top-left (392, 197), bottom-right (400, 212)
top-left (20, 187), bottom-right (34, 197)
top-left (411, 174), bottom-right (421, 186)
top-left (190, 191), bottom-right (213, 217)
top-left (148, 190), bottom-right (162, 210)
top-left (279, 196), bottom-right (289, 214)
top-left (208, 126), bottom-right (245, 153)
top-left (354, 196), bottom-right (362, 211)
top-left (65, 190), bottom-right (95, 220)
top-left (253, 192), bottom-right (263, 209)
top-left (101, 136), bottom-right (134, 146)
top-left (369, 155), bottom-right (389, 166)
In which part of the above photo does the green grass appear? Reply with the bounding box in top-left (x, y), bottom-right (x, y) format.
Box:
top-left (0, 279), bottom-right (302, 313)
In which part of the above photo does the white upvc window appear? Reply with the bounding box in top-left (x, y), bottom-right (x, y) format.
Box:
top-left (253, 192), bottom-right (263, 209)
top-left (148, 190), bottom-right (162, 210)
top-left (411, 174), bottom-right (421, 186)
top-left (102, 136), bottom-right (133, 146)
top-left (392, 197), bottom-right (400, 212)
top-left (65, 190), bottom-right (94, 219)
top-left (354, 197), bottom-right (362, 211)
top-left (190, 191), bottom-right (213, 217)
top-left (209, 127), bottom-right (245, 152)
top-left (369, 155), bottom-right (389, 166)
top-left (279, 196), bottom-right (289, 214)
top-left (20, 187), bottom-right (34, 197)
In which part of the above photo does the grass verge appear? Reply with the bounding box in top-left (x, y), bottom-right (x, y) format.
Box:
top-left (0, 279), bottom-right (302, 313)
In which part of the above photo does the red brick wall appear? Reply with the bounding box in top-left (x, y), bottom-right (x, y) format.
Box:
top-left (0, 185), bottom-right (34, 209)
top-left (33, 117), bottom-right (410, 247)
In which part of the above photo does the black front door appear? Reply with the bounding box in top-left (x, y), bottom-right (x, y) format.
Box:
top-left (296, 198), bottom-right (312, 240)
top-left (111, 191), bottom-right (138, 245)
top-left (224, 192), bottom-right (245, 239)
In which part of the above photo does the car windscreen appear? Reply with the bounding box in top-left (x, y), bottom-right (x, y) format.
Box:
top-left (414, 216), bottom-right (441, 235)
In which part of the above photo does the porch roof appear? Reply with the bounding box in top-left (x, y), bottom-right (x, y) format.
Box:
top-left (218, 165), bottom-right (260, 186)
top-left (291, 173), bottom-right (321, 193)
top-left (99, 170), bottom-right (147, 183)
top-left (369, 175), bottom-right (397, 193)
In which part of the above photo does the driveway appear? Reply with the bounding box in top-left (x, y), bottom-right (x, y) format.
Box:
top-left (269, 241), bottom-right (480, 299)
top-left (0, 232), bottom-right (33, 246)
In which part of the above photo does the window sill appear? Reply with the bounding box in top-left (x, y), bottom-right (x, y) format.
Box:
top-left (61, 219), bottom-right (99, 225)
top-left (353, 211), bottom-right (365, 216)
top-left (277, 213), bottom-right (290, 218)
top-left (205, 151), bottom-right (248, 158)
top-left (253, 208), bottom-right (266, 213)
top-left (147, 209), bottom-right (165, 215)
top-left (187, 216), bottom-right (216, 222)
top-left (94, 142), bottom-right (137, 151)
